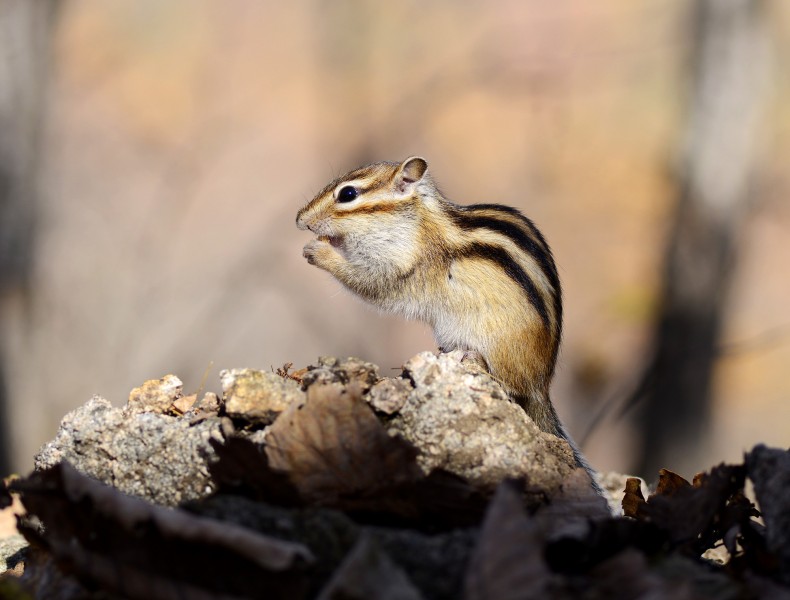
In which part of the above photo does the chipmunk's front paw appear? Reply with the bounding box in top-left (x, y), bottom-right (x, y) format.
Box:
top-left (303, 238), bottom-right (336, 268)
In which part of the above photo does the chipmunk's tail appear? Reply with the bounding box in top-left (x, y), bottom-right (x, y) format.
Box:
top-left (516, 390), bottom-right (604, 496)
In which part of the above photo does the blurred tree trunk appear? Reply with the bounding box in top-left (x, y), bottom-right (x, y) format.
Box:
top-left (635, 0), bottom-right (770, 477)
top-left (0, 0), bottom-right (58, 474)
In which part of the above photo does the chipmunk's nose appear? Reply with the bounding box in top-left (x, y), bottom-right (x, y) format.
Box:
top-left (295, 209), bottom-right (309, 230)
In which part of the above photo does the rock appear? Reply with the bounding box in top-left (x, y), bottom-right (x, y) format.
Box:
top-left (126, 374), bottom-right (183, 415)
top-left (221, 368), bottom-right (304, 425)
top-left (34, 396), bottom-right (226, 507)
top-left (172, 393), bottom-right (197, 414)
top-left (368, 378), bottom-right (411, 415)
top-left (0, 534), bottom-right (26, 576)
top-left (300, 356), bottom-right (380, 393)
top-left (387, 352), bottom-right (576, 493)
top-left (194, 391), bottom-right (221, 414)
top-left (32, 353), bottom-right (588, 508)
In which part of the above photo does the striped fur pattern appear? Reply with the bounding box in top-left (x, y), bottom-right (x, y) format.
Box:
top-left (297, 157), bottom-right (591, 474)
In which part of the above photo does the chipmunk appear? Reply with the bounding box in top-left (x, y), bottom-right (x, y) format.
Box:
top-left (296, 157), bottom-right (597, 485)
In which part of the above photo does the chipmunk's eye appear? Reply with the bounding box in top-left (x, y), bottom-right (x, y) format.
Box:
top-left (337, 186), bottom-right (358, 203)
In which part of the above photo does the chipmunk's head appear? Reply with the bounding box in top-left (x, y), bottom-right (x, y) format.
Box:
top-left (296, 157), bottom-right (432, 250)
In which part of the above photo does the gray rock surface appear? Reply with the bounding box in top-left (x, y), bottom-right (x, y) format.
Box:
top-left (0, 533), bottom-right (26, 575)
top-left (34, 395), bottom-right (227, 506)
top-left (34, 353), bottom-right (587, 507)
top-left (222, 368), bottom-right (305, 424)
top-left (387, 351), bottom-right (576, 492)
top-left (126, 374), bottom-right (184, 415)
top-left (301, 356), bottom-right (380, 393)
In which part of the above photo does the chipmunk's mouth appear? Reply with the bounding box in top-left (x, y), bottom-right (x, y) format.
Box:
top-left (319, 234), bottom-right (343, 248)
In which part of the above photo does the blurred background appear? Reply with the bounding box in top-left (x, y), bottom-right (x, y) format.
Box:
top-left (0, 0), bottom-right (788, 481)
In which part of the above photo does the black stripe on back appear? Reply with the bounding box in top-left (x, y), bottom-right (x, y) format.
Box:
top-left (452, 206), bottom-right (559, 292)
top-left (456, 242), bottom-right (550, 327)
top-left (450, 205), bottom-right (562, 338)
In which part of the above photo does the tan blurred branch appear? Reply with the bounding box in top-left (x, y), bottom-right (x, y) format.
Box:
top-left (633, 0), bottom-right (772, 478)
top-left (0, 0), bottom-right (59, 474)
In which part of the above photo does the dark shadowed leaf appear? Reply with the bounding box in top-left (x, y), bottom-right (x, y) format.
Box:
top-left (209, 436), bottom-right (302, 506)
top-left (0, 479), bottom-right (11, 510)
top-left (316, 534), bottom-right (424, 600)
top-left (745, 445), bottom-right (790, 583)
top-left (464, 481), bottom-right (556, 600)
top-left (585, 548), bottom-right (694, 600)
top-left (265, 383), bottom-right (422, 506)
top-left (645, 464), bottom-right (744, 546)
top-left (261, 383), bottom-right (487, 527)
top-left (533, 468), bottom-right (611, 539)
top-left (12, 462), bottom-right (313, 600)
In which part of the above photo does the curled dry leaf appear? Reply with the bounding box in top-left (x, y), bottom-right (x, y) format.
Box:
top-left (623, 461), bottom-right (766, 568)
top-left (655, 469), bottom-right (692, 496)
top-left (211, 382), bottom-right (487, 528)
top-left (12, 462), bottom-right (313, 600)
top-left (265, 383), bottom-right (422, 508)
top-left (621, 477), bottom-right (646, 519)
top-left (641, 464), bottom-right (747, 548)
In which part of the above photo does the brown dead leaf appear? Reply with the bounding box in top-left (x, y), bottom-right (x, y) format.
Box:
top-left (635, 463), bottom-right (750, 554)
top-left (316, 534), bottom-right (423, 600)
top-left (212, 383), bottom-right (486, 528)
top-left (656, 468), bottom-right (692, 496)
top-left (585, 548), bottom-right (694, 600)
top-left (12, 462), bottom-right (313, 599)
top-left (533, 468), bottom-right (612, 540)
top-left (464, 481), bottom-right (553, 600)
top-left (274, 362), bottom-right (308, 384)
top-left (745, 445), bottom-right (790, 583)
top-left (209, 436), bottom-right (302, 506)
top-left (265, 383), bottom-right (422, 508)
top-left (622, 477), bottom-right (646, 519)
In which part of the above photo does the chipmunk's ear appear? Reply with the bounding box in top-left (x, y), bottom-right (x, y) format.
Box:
top-left (394, 156), bottom-right (428, 194)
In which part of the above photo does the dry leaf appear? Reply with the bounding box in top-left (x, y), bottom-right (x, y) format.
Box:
top-left (621, 477), bottom-right (646, 519)
top-left (265, 383), bottom-right (422, 508)
top-left (745, 445), bottom-right (790, 583)
top-left (316, 534), bottom-right (423, 600)
top-left (209, 436), bottom-right (302, 507)
top-left (464, 481), bottom-right (553, 600)
top-left (585, 549), bottom-right (693, 600)
top-left (533, 468), bottom-right (611, 539)
top-left (12, 462), bottom-right (313, 600)
top-left (655, 469), bottom-right (692, 496)
top-left (209, 383), bottom-right (486, 528)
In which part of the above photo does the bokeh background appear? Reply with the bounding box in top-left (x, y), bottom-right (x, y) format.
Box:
top-left (1, 0), bottom-right (788, 480)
